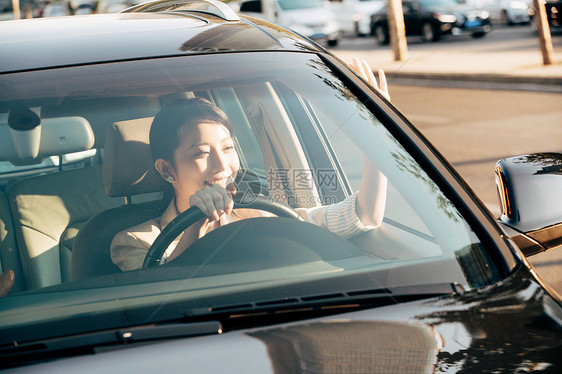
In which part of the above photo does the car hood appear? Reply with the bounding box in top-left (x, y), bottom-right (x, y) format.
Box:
top-left (4, 265), bottom-right (562, 371)
top-left (213, 266), bottom-right (562, 372)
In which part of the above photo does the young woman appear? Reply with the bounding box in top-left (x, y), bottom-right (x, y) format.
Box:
top-left (110, 60), bottom-right (389, 271)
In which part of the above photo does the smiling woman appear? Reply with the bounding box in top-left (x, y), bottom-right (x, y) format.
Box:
top-left (110, 93), bottom-right (389, 271)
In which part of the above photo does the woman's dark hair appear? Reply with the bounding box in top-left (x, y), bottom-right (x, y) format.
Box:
top-left (150, 97), bottom-right (234, 163)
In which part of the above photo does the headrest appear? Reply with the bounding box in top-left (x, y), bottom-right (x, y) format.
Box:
top-left (0, 116), bottom-right (95, 165)
top-left (42, 97), bottom-right (160, 149)
top-left (103, 117), bottom-right (169, 197)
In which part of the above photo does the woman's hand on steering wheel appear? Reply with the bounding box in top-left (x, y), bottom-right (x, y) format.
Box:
top-left (189, 181), bottom-right (236, 222)
top-left (143, 194), bottom-right (301, 268)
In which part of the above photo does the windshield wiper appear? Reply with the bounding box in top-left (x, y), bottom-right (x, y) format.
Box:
top-left (187, 283), bottom-right (454, 331)
top-left (0, 321), bottom-right (222, 369)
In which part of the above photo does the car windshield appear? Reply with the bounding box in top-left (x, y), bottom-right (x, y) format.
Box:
top-left (0, 51), bottom-right (500, 342)
top-left (277, 0), bottom-right (324, 10)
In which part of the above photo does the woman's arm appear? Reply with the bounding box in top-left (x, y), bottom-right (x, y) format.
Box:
top-left (187, 58), bottom-right (390, 230)
top-left (349, 57), bottom-right (389, 228)
top-left (356, 159), bottom-right (387, 227)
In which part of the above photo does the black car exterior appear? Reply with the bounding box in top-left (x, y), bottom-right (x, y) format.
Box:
top-left (546, 0), bottom-right (562, 30)
top-left (1, 0), bottom-right (561, 372)
top-left (371, 0), bottom-right (492, 44)
top-left (530, 0), bottom-right (562, 33)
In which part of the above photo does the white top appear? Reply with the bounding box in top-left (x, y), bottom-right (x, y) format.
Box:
top-left (110, 191), bottom-right (376, 271)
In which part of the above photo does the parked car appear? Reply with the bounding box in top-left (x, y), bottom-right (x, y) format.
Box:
top-left (371, 0), bottom-right (492, 43)
top-left (530, 0), bottom-right (562, 33)
top-left (238, 0), bottom-right (341, 46)
top-left (327, 0), bottom-right (385, 36)
top-left (1, 0), bottom-right (562, 371)
top-left (0, 0), bottom-right (12, 12)
top-left (463, 0), bottom-right (531, 25)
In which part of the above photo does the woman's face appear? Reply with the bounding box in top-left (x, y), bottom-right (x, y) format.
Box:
top-left (170, 121), bottom-right (240, 200)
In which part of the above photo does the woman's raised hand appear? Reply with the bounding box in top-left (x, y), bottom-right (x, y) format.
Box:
top-left (349, 57), bottom-right (390, 101)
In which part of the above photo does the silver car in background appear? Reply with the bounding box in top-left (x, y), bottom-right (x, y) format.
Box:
top-left (328, 0), bottom-right (385, 36)
top-left (238, 0), bottom-right (341, 45)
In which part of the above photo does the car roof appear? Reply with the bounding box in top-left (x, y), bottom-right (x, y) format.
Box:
top-left (0, 8), bottom-right (319, 74)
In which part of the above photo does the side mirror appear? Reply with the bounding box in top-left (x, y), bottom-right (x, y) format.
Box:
top-left (495, 153), bottom-right (562, 256)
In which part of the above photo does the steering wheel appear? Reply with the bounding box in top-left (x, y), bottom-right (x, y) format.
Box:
top-left (142, 194), bottom-right (301, 268)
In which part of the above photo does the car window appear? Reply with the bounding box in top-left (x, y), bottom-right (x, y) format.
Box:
top-left (239, 0), bottom-right (261, 12)
top-left (0, 150), bottom-right (98, 179)
top-left (0, 52), bottom-right (501, 336)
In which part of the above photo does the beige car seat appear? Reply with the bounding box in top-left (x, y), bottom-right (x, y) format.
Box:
top-left (1, 112), bottom-right (125, 290)
top-left (71, 117), bottom-right (169, 280)
top-left (2, 98), bottom-right (159, 291)
top-left (8, 166), bottom-right (125, 289)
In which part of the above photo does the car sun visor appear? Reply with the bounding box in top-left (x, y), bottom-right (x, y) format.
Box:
top-left (0, 114), bottom-right (95, 165)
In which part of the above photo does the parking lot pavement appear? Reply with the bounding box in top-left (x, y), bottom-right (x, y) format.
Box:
top-left (330, 37), bottom-right (562, 92)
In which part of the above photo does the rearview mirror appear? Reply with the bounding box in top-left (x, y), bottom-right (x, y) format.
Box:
top-left (495, 153), bottom-right (562, 256)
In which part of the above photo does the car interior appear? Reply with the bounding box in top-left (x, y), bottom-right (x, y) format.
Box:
top-left (1, 97), bottom-right (160, 292)
top-left (0, 91), bottom-right (331, 292)
top-left (0, 53), bottom-right (487, 297)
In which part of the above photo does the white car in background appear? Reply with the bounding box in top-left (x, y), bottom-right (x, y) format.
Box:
top-left (462, 0), bottom-right (531, 25)
top-left (328, 0), bottom-right (385, 36)
top-left (238, 0), bottom-right (341, 46)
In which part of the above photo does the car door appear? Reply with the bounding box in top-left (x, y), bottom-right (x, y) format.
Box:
top-left (402, 0), bottom-right (422, 35)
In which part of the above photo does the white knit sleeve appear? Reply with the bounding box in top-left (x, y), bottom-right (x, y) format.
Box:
top-left (295, 191), bottom-right (377, 239)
